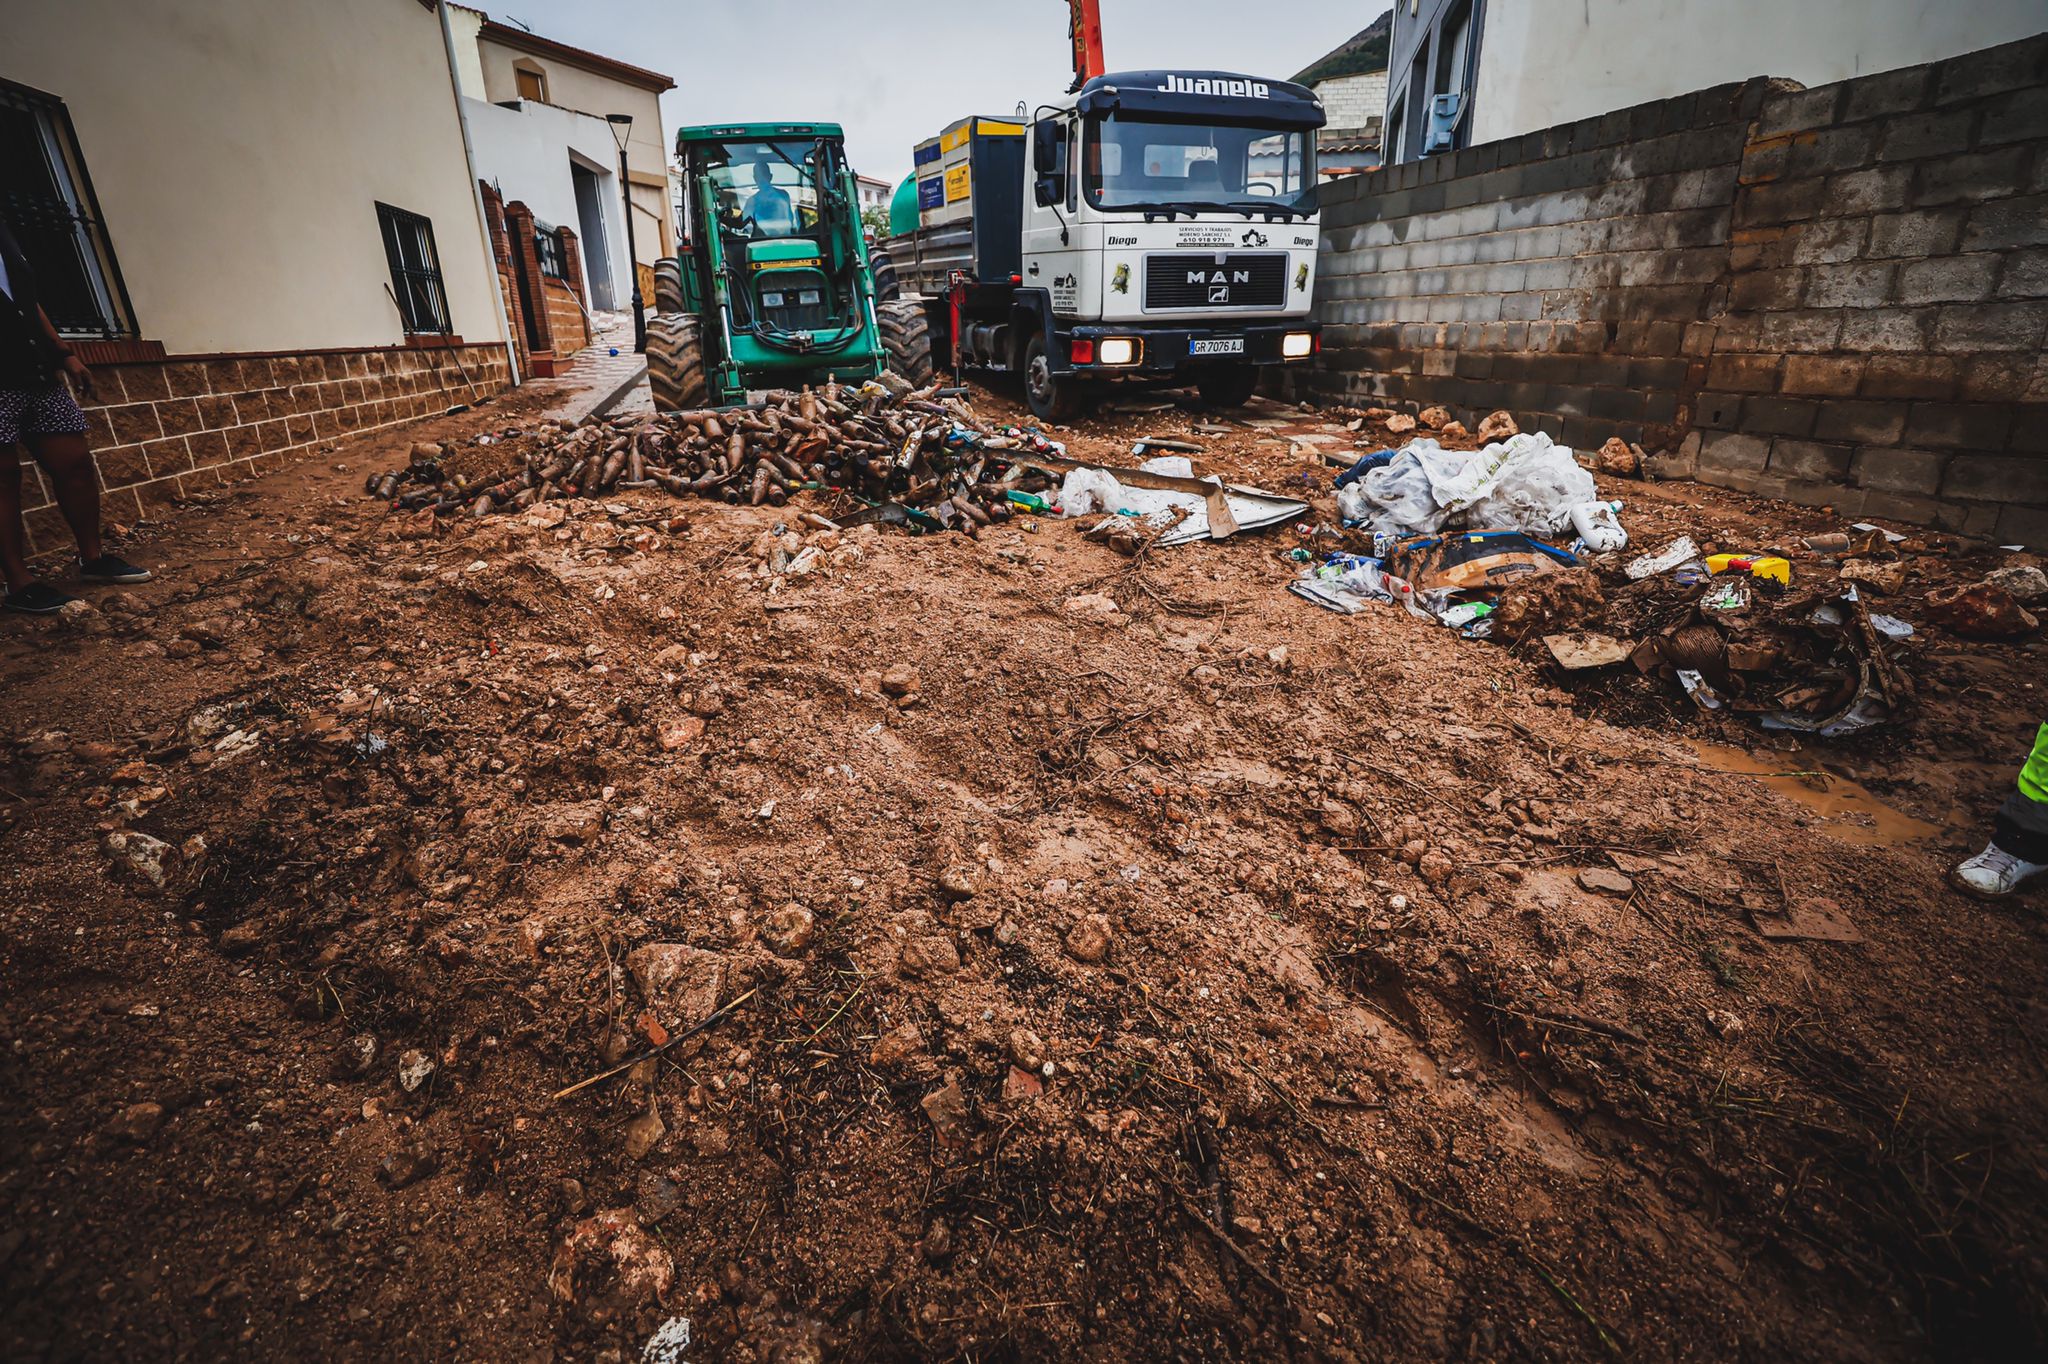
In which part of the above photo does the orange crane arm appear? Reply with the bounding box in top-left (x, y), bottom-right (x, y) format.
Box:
top-left (1068, 0), bottom-right (1105, 90)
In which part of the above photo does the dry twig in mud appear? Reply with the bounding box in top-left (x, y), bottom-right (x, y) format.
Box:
top-left (1145, 1161), bottom-right (1289, 1303)
top-left (1209, 1033), bottom-right (1630, 1357)
top-left (552, 986), bottom-right (760, 1101)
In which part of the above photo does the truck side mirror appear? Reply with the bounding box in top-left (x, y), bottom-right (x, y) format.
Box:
top-left (1032, 120), bottom-right (1059, 174)
top-left (1034, 175), bottom-right (1060, 206)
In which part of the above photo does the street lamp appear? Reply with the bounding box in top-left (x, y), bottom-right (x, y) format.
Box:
top-left (606, 112), bottom-right (645, 353)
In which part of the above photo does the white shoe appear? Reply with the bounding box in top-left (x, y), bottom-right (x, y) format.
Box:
top-left (1951, 843), bottom-right (2048, 898)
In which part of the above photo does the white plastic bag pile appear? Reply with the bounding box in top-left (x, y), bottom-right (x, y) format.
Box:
top-left (1341, 433), bottom-right (1604, 542)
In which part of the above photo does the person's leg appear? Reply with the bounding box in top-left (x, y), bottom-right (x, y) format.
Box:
top-left (0, 441), bottom-right (31, 592)
top-left (1955, 723), bottom-right (2048, 898)
top-left (1993, 724), bottom-right (2048, 858)
top-left (21, 430), bottom-right (103, 563)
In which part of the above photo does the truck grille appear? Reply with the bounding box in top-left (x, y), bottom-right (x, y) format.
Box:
top-left (1143, 253), bottom-right (1287, 310)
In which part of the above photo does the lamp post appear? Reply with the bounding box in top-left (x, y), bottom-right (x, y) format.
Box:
top-left (606, 112), bottom-right (645, 353)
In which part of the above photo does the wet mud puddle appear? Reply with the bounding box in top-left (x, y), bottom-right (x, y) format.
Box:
top-left (1684, 740), bottom-right (1946, 846)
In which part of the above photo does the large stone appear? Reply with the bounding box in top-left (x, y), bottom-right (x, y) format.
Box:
top-left (1064, 914), bottom-right (1113, 964)
top-left (626, 944), bottom-right (727, 1031)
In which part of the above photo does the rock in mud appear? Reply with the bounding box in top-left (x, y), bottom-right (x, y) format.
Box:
top-left (379, 1144), bottom-right (437, 1189)
top-left (622, 1100), bottom-right (666, 1161)
top-left (543, 801), bottom-right (607, 845)
top-left (1579, 867), bottom-right (1635, 896)
top-left (761, 903), bottom-right (815, 955)
top-left (331, 1033), bottom-right (379, 1081)
top-left (395, 1049), bottom-right (435, 1093)
top-left (627, 944), bottom-right (727, 1031)
top-left (1416, 850), bottom-right (1454, 886)
top-left (217, 921), bottom-right (264, 955)
top-left (920, 1080), bottom-right (972, 1147)
top-left (880, 663), bottom-right (921, 697)
top-left (1064, 913), bottom-right (1114, 963)
top-left (899, 933), bottom-right (960, 978)
top-left (1476, 409), bottom-right (1519, 442)
top-left (1007, 1028), bottom-right (1046, 1071)
top-left (1924, 582), bottom-right (2039, 639)
top-left (936, 865), bottom-right (979, 900)
top-left (106, 1102), bottom-right (165, 1144)
top-left (1417, 405), bottom-right (1451, 430)
top-left (1983, 563), bottom-right (2048, 606)
top-left (869, 1022), bottom-right (927, 1072)
top-left (1003, 1066), bottom-right (1045, 1104)
top-left (548, 1208), bottom-right (675, 1321)
top-left (102, 830), bottom-right (173, 890)
top-left (657, 717), bottom-right (705, 751)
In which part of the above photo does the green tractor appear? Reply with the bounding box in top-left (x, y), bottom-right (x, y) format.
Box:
top-left (649, 122), bottom-right (921, 410)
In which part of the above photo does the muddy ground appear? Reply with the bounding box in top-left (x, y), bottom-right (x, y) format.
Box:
top-left (2, 374), bottom-right (2044, 1364)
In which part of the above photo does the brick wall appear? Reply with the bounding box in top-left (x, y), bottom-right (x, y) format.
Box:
top-left (19, 343), bottom-right (510, 554)
top-left (1303, 32), bottom-right (2048, 547)
top-left (542, 278), bottom-right (588, 355)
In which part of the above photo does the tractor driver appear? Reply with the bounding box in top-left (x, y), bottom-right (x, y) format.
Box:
top-left (744, 160), bottom-right (796, 238)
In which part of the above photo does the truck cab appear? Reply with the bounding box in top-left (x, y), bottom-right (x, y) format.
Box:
top-left (883, 70), bottom-right (1325, 420)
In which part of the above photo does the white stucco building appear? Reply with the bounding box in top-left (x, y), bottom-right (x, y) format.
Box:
top-left (445, 5), bottom-right (676, 314)
top-left (1384, 0), bottom-right (2048, 163)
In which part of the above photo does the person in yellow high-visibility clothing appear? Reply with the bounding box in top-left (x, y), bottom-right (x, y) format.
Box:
top-left (1954, 723), bottom-right (2048, 898)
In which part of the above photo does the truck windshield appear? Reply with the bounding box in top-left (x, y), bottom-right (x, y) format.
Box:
top-left (699, 140), bottom-right (827, 239)
top-left (1084, 115), bottom-right (1316, 214)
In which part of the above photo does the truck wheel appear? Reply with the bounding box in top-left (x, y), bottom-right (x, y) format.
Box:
top-left (653, 257), bottom-right (686, 315)
top-left (647, 313), bottom-right (707, 413)
top-left (868, 244), bottom-right (900, 303)
top-left (1024, 334), bottom-right (1078, 423)
top-left (1195, 364), bottom-right (1260, 410)
top-left (878, 299), bottom-right (934, 387)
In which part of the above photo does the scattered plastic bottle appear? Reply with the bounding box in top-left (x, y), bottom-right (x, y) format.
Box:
top-left (1440, 601), bottom-right (1494, 628)
top-left (1569, 499), bottom-right (1628, 552)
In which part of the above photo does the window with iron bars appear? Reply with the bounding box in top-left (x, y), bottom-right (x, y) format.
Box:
top-left (376, 202), bottom-right (450, 335)
top-left (0, 78), bottom-right (138, 340)
top-left (534, 221), bottom-right (567, 281)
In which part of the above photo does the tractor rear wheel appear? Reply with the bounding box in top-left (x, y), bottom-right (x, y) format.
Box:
top-left (868, 243), bottom-right (900, 303)
top-left (877, 299), bottom-right (934, 387)
top-left (646, 313), bottom-right (707, 413)
top-left (653, 257), bottom-right (685, 315)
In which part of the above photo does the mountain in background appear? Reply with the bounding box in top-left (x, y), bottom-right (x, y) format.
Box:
top-left (1293, 8), bottom-right (1393, 85)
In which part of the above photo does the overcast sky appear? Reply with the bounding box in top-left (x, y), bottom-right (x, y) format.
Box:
top-left (489, 1), bottom-right (1382, 185)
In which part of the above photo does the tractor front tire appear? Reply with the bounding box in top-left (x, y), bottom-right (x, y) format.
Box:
top-left (868, 243), bottom-right (901, 303)
top-left (653, 257), bottom-right (686, 315)
top-left (647, 313), bottom-right (707, 413)
top-left (878, 299), bottom-right (934, 388)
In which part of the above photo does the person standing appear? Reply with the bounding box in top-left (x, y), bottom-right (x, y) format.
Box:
top-left (0, 216), bottom-right (149, 613)
top-left (1953, 722), bottom-right (2048, 898)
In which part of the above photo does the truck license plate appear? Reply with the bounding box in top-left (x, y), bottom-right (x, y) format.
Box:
top-left (1190, 338), bottom-right (1245, 356)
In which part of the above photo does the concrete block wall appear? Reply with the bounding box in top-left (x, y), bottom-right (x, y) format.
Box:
top-left (1304, 32), bottom-right (2048, 547)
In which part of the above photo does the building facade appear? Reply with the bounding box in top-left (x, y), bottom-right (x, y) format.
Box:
top-left (449, 5), bottom-right (676, 313)
top-left (1, 0), bottom-right (512, 547)
top-left (1295, 12), bottom-right (1391, 179)
top-left (1384, 0), bottom-right (2047, 165)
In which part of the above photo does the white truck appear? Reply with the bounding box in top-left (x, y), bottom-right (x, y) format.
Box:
top-left (875, 69), bottom-right (1326, 421)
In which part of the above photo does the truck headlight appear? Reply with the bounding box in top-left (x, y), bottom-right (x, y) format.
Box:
top-left (1098, 337), bottom-right (1140, 366)
top-left (1282, 332), bottom-right (1315, 359)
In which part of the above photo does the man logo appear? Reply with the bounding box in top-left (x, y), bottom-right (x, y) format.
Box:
top-left (1187, 270), bottom-right (1252, 285)
top-left (1208, 284), bottom-right (1231, 304)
